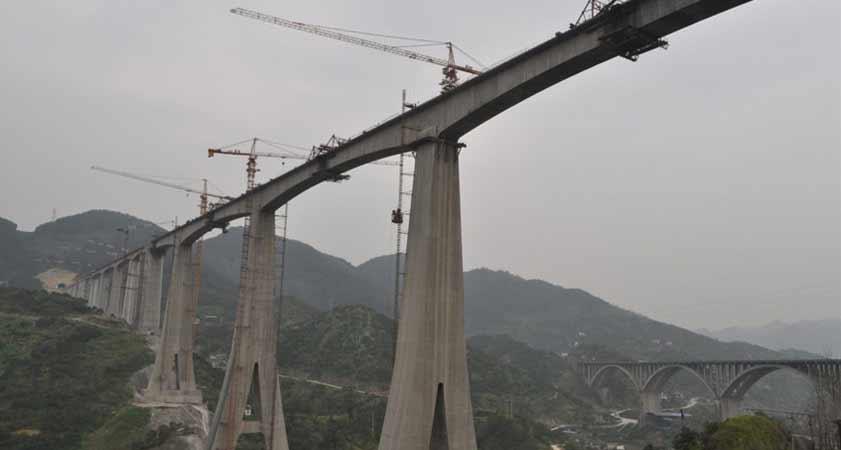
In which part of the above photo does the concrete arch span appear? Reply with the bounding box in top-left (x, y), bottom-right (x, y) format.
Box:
top-left (720, 364), bottom-right (811, 400)
top-left (641, 364), bottom-right (717, 398)
top-left (591, 364), bottom-right (641, 391)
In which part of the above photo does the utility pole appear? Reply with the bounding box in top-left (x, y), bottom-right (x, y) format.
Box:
top-left (116, 227), bottom-right (131, 256)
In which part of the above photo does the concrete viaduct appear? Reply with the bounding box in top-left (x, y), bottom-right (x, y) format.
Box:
top-left (580, 360), bottom-right (841, 423)
top-left (66, 0), bottom-right (760, 448)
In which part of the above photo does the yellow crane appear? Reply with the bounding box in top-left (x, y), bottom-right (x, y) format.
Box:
top-left (230, 7), bottom-right (484, 92)
top-left (206, 138), bottom-right (301, 310)
top-left (207, 137), bottom-right (401, 316)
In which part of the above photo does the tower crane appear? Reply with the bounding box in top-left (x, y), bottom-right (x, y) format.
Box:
top-left (209, 137), bottom-right (398, 183)
top-left (91, 165), bottom-right (232, 326)
top-left (207, 138), bottom-right (301, 316)
top-left (91, 165), bottom-right (232, 215)
top-left (230, 7), bottom-right (484, 92)
top-left (208, 137), bottom-right (400, 312)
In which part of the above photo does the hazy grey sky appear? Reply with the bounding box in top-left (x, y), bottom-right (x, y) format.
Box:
top-left (1, 0), bottom-right (838, 330)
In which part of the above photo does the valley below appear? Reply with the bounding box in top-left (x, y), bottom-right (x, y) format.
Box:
top-left (0, 210), bottom-right (833, 450)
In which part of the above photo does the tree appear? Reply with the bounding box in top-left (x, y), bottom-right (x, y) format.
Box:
top-left (706, 415), bottom-right (787, 450)
top-left (673, 427), bottom-right (702, 450)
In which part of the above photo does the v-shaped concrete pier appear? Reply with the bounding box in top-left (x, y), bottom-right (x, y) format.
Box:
top-left (379, 139), bottom-right (477, 450)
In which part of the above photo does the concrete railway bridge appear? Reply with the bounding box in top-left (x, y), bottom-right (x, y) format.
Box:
top-left (580, 360), bottom-right (841, 423)
top-left (65, 0), bottom-right (772, 448)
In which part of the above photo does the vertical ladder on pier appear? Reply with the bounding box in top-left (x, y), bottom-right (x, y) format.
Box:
top-left (391, 90), bottom-right (416, 361)
top-left (237, 140), bottom-right (260, 325)
top-left (274, 204), bottom-right (289, 319)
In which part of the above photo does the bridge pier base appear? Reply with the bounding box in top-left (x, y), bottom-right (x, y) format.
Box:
top-left (378, 139), bottom-right (478, 450)
top-left (640, 390), bottom-right (660, 426)
top-left (718, 397), bottom-right (741, 421)
top-left (145, 242), bottom-right (202, 404)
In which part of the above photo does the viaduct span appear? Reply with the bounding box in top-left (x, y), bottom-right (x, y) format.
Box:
top-left (580, 360), bottom-right (841, 423)
top-left (67, 0), bottom-right (760, 448)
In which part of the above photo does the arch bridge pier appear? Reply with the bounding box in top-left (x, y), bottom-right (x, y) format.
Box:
top-left (580, 360), bottom-right (841, 424)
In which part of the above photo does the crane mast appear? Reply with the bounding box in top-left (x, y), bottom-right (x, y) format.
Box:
top-left (230, 7), bottom-right (483, 92)
top-left (91, 165), bottom-right (231, 330)
top-left (207, 138), bottom-right (295, 318)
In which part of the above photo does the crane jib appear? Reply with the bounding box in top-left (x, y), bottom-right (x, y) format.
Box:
top-left (231, 7), bottom-right (482, 76)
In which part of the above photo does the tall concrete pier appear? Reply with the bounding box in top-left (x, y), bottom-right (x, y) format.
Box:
top-left (139, 248), bottom-right (164, 332)
top-left (379, 139), bottom-right (477, 450)
top-left (207, 209), bottom-right (289, 450)
top-left (146, 242), bottom-right (203, 404)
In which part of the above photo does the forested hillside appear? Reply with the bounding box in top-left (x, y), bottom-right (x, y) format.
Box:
top-left (0, 211), bottom-right (165, 288)
top-left (0, 288), bottom-right (153, 450)
top-left (3, 210), bottom-right (802, 365)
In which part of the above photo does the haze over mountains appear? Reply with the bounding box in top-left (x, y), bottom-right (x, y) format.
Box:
top-left (0, 209), bottom-right (823, 421)
top-left (1, 210), bottom-right (825, 363)
top-left (700, 319), bottom-right (841, 357)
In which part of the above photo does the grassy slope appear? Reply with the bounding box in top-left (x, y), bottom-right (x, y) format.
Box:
top-left (0, 288), bottom-right (153, 450)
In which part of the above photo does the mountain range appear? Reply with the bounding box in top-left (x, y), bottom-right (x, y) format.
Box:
top-left (699, 319), bottom-right (841, 357)
top-left (0, 209), bottom-right (823, 422)
top-left (1, 210), bottom-right (823, 363)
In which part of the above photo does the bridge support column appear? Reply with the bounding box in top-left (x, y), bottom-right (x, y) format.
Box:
top-left (106, 264), bottom-right (127, 317)
top-left (88, 277), bottom-right (98, 308)
top-left (378, 139), bottom-right (477, 450)
top-left (207, 209), bottom-right (289, 450)
top-left (83, 279), bottom-right (92, 306)
top-left (718, 397), bottom-right (741, 421)
top-left (145, 242), bottom-right (202, 404)
top-left (121, 258), bottom-right (140, 325)
top-left (99, 270), bottom-right (114, 312)
top-left (94, 275), bottom-right (106, 310)
top-left (640, 390), bottom-right (660, 426)
top-left (139, 248), bottom-right (164, 333)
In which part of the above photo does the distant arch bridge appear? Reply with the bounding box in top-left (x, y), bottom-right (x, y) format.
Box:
top-left (580, 359), bottom-right (841, 423)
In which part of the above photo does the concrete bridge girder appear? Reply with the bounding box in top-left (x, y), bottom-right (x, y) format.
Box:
top-left (146, 0), bottom-right (754, 256)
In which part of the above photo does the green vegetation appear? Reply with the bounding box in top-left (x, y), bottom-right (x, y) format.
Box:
top-left (0, 288), bottom-right (153, 450)
top-left (83, 407), bottom-right (151, 450)
top-left (280, 305), bottom-right (394, 385)
top-left (671, 415), bottom-right (789, 450)
top-left (475, 414), bottom-right (554, 450)
top-left (276, 305), bottom-right (601, 425)
top-left (469, 335), bottom-right (599, 422)
top-left (0, 211), bottom-right (166, 289)
top-left (193, 307), bottom-right (566, 450)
